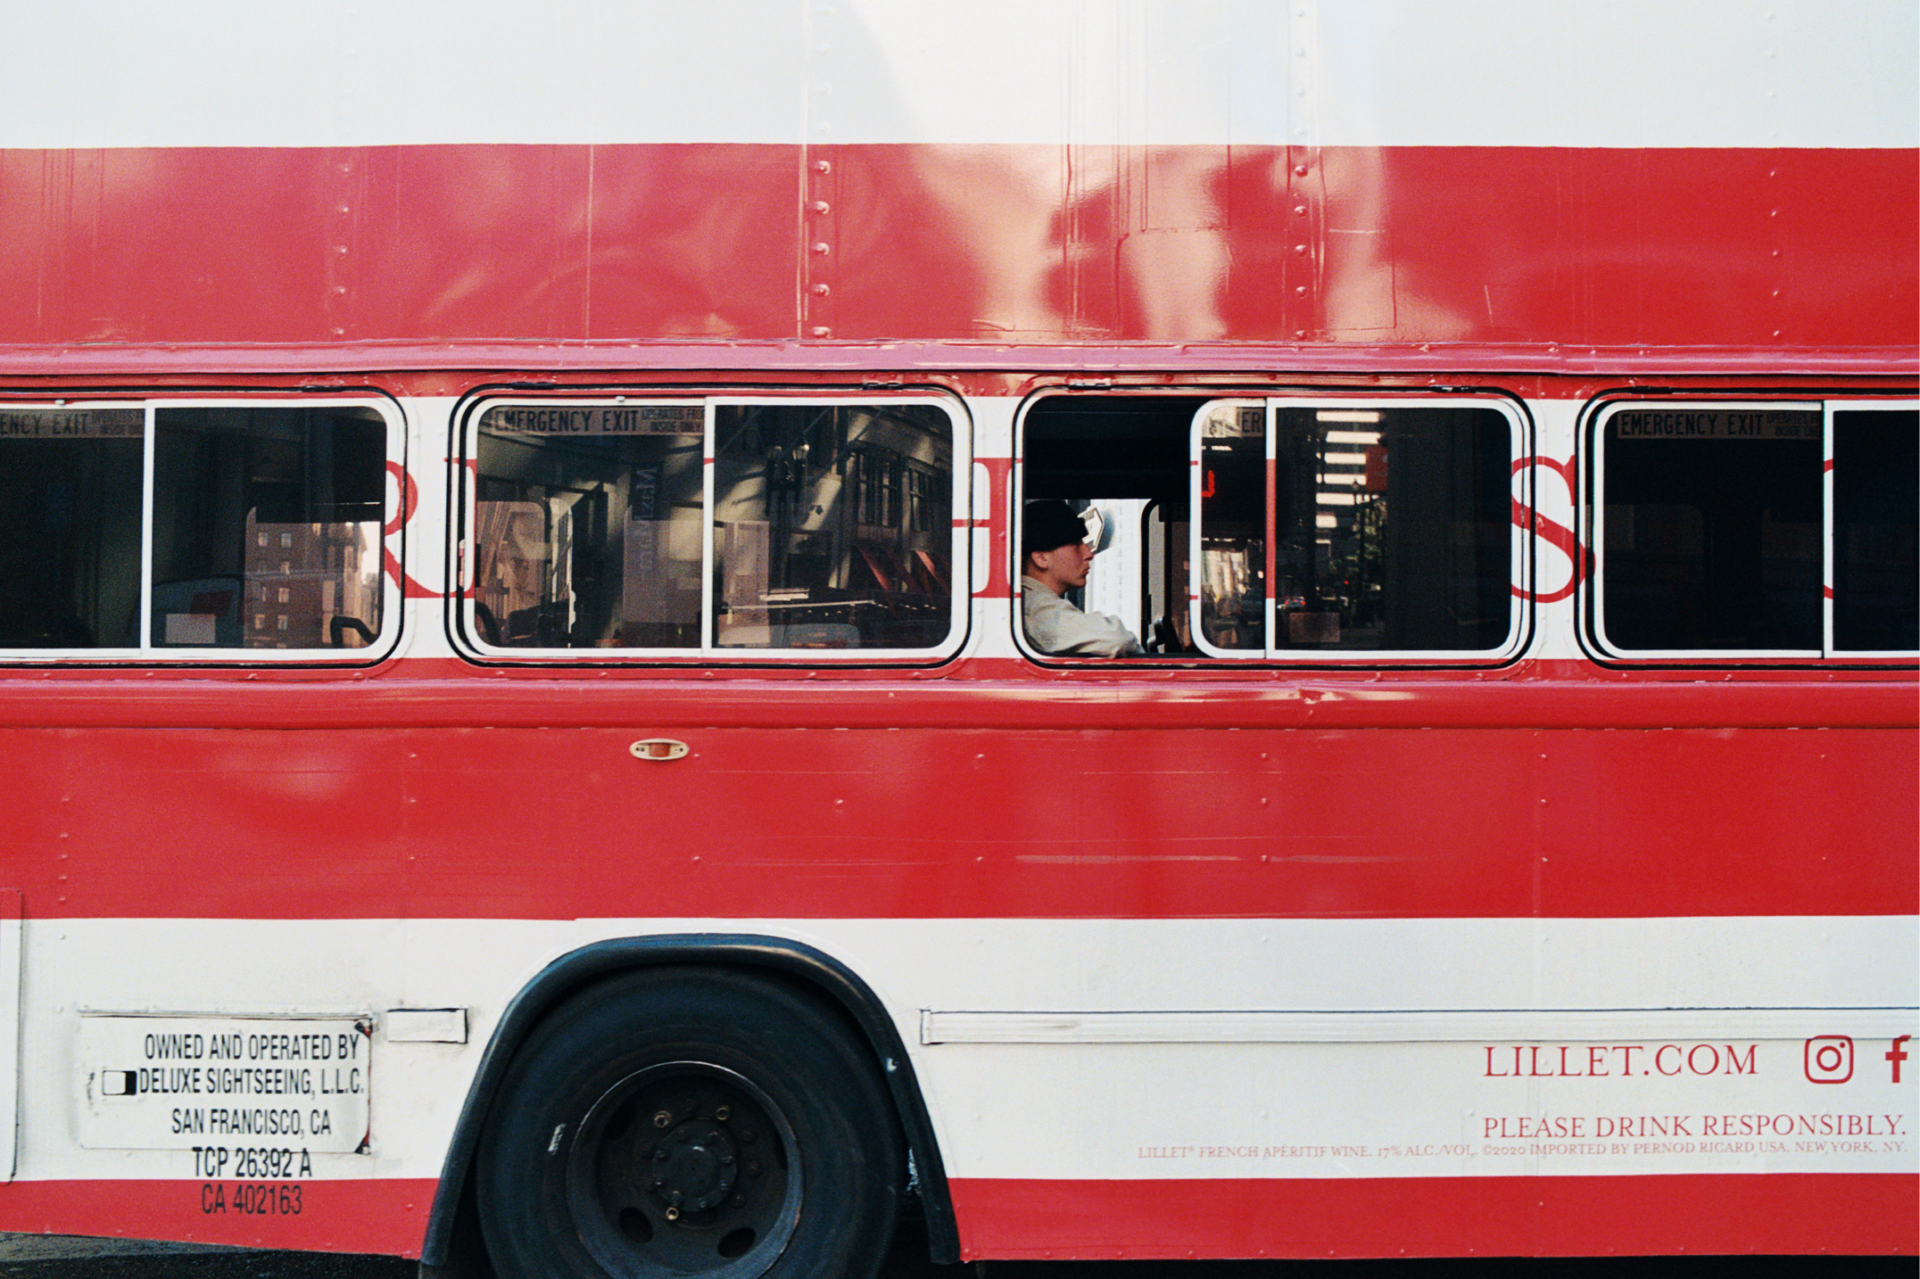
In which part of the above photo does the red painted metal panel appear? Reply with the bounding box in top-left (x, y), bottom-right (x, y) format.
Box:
top-left (3, 718), bottom-right (1910, 920)
top-left (0, 1171), bottom-right (1909, 1259)
top-left (0, 145), bottom-right (1912, 351)
top-left (0, 145), bottom-right (801, 345)
top-left (947, 1173), bottom-right (1919, 1259)
top-left (0, 1177), bottom-right (435, 1257)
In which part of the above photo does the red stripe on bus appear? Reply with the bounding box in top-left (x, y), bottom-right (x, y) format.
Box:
top-left (0, 144), bottom-right (1911, 352)
top-left (0, 664), bottom-right (1913, 731)
top-left (0, 1178), bottom-right (435, 1257)
top-left (948, 1173), bottom-right (1919, 1259)
top-left (0, 720), bottom-right (1909, 920)
top-left (0, 1172), bottom-right (1908, 1261)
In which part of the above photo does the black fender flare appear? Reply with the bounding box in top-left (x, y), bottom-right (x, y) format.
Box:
top-left (418, 934), bottom-right (959, 1268)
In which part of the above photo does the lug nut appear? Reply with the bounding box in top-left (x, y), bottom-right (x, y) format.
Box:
top-left (653, 1110), bottom-right (673, 1129)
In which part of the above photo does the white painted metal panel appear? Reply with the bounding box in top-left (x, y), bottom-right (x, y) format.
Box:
top-left (0, 1), bottom-right (1910, 148)
top-left (0, 893), bottom-right (17, 1181)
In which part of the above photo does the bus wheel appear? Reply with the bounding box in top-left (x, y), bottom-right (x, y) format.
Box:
top-left (476, 967), bottom-right (902, 1279)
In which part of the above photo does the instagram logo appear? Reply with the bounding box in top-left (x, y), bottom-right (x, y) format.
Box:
top-left (1804, 1036), bottom-right (1853, 1083)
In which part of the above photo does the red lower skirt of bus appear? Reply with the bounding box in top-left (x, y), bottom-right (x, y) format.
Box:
top-left (946, 1173), bottom-right (1919, 1260)
top-left (0, 1172), bottom-right (1909, 1259)
top-left (0, 1177), bottom-right (435, 1257)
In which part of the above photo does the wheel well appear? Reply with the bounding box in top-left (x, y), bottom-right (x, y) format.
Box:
top-left (418, 935), bottom-right (959, 1272)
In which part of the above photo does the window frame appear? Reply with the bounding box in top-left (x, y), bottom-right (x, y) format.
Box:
top-left (0, 393), bottom-right (406, 665)
top-left (1185, 394), bottom-right (1532, 666)
top-left (1583, 395), bottom-right (1920, 665)
top-left (454, 389), bottom-right (971, 666)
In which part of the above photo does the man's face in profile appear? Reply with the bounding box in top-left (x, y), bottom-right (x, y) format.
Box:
top-left (1034, 539), bottom-right (1095, 591)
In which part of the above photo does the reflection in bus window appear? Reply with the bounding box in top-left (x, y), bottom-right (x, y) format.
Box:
top-left (474, 405), bottom-right (707, 648)
top-left (0, 403), bottom-right (388, 652)
top-left (1195, 401), bottom-right (1514, 655)
top-left (1196, 404), bottom-right (1266, 651)
top-left (472, 400), bottom-right (954, 653)
top-left (714, 404), bottom-right (951, 650)
top-left (152, 406), bottom-right (387, 649)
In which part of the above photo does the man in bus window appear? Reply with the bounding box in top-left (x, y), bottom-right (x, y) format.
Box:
top-left (1021, 500), bottom-right (1142, 656)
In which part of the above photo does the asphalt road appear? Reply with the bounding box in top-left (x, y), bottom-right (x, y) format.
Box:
top-left (0, 1232), bottom-right (1905, 1279)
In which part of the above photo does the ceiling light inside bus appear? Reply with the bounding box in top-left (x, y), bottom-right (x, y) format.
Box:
top-left (1316, 410), bottom-right (1382, 423)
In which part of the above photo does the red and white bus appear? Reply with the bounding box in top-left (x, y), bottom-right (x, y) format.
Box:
top-left (0, 3), bottom-right (1913, 1275)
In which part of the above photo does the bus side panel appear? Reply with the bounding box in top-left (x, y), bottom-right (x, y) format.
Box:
top-left (1, 719), bottom-right (1910, 922)
top-left (0, 145), bottom-right (1912, 352)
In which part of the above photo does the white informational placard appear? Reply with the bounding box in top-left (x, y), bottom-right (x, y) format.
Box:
top-left (77, 1016), bottom-right (371, 1159)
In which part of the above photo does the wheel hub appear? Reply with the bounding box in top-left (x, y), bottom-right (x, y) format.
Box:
top-left (571, 1062), bottom-right (801, 1276)
top-left (651, 1119), bottom-right (740, 1215)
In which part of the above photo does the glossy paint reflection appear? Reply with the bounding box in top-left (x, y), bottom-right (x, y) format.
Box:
top-left (2, 142), bottom-right (1909, 350)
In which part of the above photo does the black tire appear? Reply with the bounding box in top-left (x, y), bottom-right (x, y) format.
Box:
top-left (475, 967), bottom-right (903, 1279)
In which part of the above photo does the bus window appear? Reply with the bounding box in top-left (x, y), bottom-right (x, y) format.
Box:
top-left (1833, 408), bottom-right (1919, 653)
top-left (1596, 406), bottom-right (1822, 654)
top-left (1191, 398), bottom-right (1521, 659)
top-left (472, 403), bottom-right (707, 649)
top-left (1196, 402), bottom-right (1267, 652)
top-left (713, 403), bottom-right (953, 651)
top-left (151, 406), bottom-right (388, 649)
top-left (468, 397), bottom-right (959, 656)
top-left (1592, 401), bottom-right (1917, 659)
top-left (1018, 394), bottom-right (1206, 657)
top-left (0, 401), bottom-right (393, 656)
top-left (0, 407), bottom-right (144, 649)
